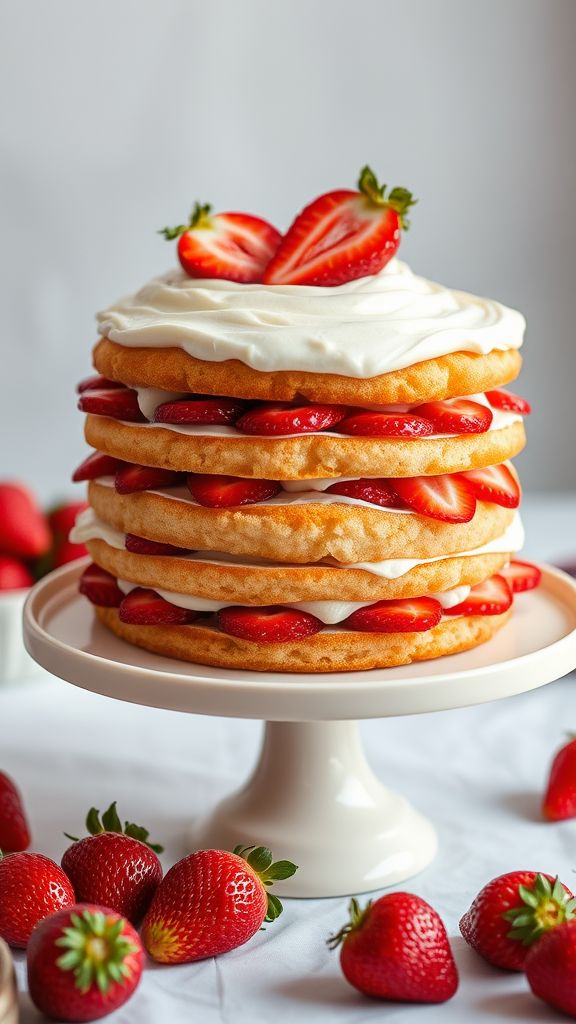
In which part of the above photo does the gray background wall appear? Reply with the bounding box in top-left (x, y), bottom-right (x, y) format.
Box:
top-left (1, 0), bottom-right (574, 500)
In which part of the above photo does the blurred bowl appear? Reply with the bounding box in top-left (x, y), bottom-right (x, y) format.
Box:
top-left (0, 588), bottom-right (44, 687)
top-left (0, 939), bottom-right (17, 1024)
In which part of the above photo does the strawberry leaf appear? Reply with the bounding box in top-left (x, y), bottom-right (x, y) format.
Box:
top-left (101, 802), bottom-right (123, 834)
top-left (261, 860), bottom-right (298, 882)
top-left (246, 846), bottom-right (274, 873)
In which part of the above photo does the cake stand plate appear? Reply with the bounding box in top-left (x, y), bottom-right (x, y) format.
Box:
top-left (24, 561), bottom-right (576, 898)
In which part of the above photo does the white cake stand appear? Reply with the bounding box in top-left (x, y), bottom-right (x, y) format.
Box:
top-left (23, 560), bottom-right (576, 898)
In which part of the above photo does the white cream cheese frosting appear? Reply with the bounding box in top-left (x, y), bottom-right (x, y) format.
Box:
top-left (71, 508), bottom-right (524, 581)
top-left (96, 258), bottom-right (525, 379)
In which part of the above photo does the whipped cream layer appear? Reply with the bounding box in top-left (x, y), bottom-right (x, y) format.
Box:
top-left (72, 508), bottom-right (524, 581)
top-left (116, 577), bottom-right (470, 624)
top-left (97, 259), bottom-right (525, 379)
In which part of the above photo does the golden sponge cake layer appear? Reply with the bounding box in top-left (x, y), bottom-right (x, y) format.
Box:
top-left (94, 338), bottom-right (522, 406)
top-left (88, 481), bottom-right (515, 565)
top-left (85, 415), bottom-right (525, 480)
top-left (96, 605), bottom-right (511, 673)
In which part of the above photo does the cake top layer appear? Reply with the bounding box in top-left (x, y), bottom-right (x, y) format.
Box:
top-left (96, 258), bottom-right (524, 380)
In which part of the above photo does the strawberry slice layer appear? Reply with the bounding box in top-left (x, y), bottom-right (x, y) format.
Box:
top-left (501, 560), bottom-right (541, 593)
top-left (486, 389), bottom-right (532, 415)
top-left (343, 597), bottom-right (443, 633)
top-left (160, 204), bottom-right (282, 283)
top-left (263, 166), bottom-right (415, 287)
top-left (115, 464), bottom-right (183, 495)
top-left (153, 397), bottom-right (247, 425)
top-left (392, 474), bottom-right (476, 523)
top-left (77, 388), bottom-right (145, 423)
top-left (461, 464), bottom-right (521, 509)
top-left (72, 451), bottom-right (122, 482)
top-left (217, 605), bottom-right (323, 643)
top-left (236, 403), bottom-right (348, 436)
top-left (445, 574), bottom-right (513, 616)
top-left (119, 587), bottom-right (198, 625)
top-left (413, 399), bottom-right (493, 434)
top-left (187, 474), bottom-right (280, 507)
top-left (324, 479), bottom-right (404, 508)
top-left (79, 563), bottom-right (123, 607)
top-left (338, 412), bottom-right (433, 438)
top-left (125, 534), bottom-right (190, 556)
top-left (76, 374), bottom-right (125, 393)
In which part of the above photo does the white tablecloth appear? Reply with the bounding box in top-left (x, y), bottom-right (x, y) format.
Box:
top-left (3, 493), bottom-right (576, 1023)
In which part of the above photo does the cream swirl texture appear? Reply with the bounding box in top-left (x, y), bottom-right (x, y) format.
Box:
top-left (96, 259), bottom-right (525, 378)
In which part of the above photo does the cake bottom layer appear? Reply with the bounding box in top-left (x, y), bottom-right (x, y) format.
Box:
top-left (95, 605), bottom-right (511, 674)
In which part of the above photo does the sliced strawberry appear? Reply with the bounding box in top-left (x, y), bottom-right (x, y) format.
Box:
top-left (160, 204), bottom-right (281, 284)
top-left (79, 563), bottom-right (123, 607)
top-left (486, 389), bottom-right (532, 415)
top-left (153, 396), bottom-right (247, 425)
top-left (342, 597), bottom-right (443, 633)
top-left (501, 560), bottom-right (542, 593)
top-left (187, 474), bottom-right (280, 507)
top-left (125, 534), bottom-right (189, 556)
top-left (263, 166), bottom-right (415, 286)
top-left (77, 388), bottom-right (145, 423)
top-left (115, 464), bottom-right (183, 494)
top-left (324, 479), bottom-right (404, 508)
top-left (119, 587), bottom-right (198, 625)
top-left (217, 605), bottom-right (323, 643)
top-left (337, 411), bottom-right (433, 437)
top-left (444, 574), bottom-right (513, 616)
top-left (72, 451), bottom-right (123, 482)
top-left (412, 399), bottom-right (493, 434)
top-left (461, 464), bottom-right (521, 509)
top-left (236, 403), bottom-right (348, 436)
top-left (77, 374), bottom-right (124, 393)
top-left (392, 474), bottom-right (476, 523)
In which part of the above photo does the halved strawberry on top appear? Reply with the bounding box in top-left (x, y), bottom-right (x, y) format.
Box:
top-left (263, 166), bottom-right (416, 286)
top-left (391, 474), bottom-right (477, 523)
top-left (461, 464), bottom-right (521, 509)
top-left (412, 399), bottom-right (493, 434)
top-left (444, 575), bottom-right (513, 616)
top-left (159, 203), bottom-right (281, 283)
top-left (187, 474), bottom-right (280, 508)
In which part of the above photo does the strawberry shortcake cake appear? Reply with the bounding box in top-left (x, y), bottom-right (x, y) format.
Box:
top-left (71, 167), bottom-right (540, 672)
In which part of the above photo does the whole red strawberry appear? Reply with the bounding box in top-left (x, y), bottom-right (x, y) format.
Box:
top-left (0, 851), bottom-right (75, 948)
top-left (328, 893), bottom-right (458, 1002)
top-left (460, 871), bottom-right (575, 970)
top-left (62, 802), bottom-right (163, 923)
top-left (27, 903), bottom-right (143, 1022)
top-left (142, 844), bottom-right (297, 963)
top-left (543, 737), bottom-right (576, 820)
top-left (0, 482), bottom-right (51, 559)
top-left (0, 771), bottom-right (31, 852)
top-left (525, 918), bottom-right (576, 1017)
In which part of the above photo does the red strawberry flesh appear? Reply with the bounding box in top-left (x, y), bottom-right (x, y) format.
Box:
top-left (217, 605), bottom-right (323, 643)
top-left (187, 474), bottom-right (280, 507)
top-left (338, 411), bottom-right (434, 437)
top-left (236, 403), bottom-right (348, 436)
top-left (115, 464), bottom-right (182, 494)
top-left (79, 563), bottom-right (123, 607)
top-left (153, 396), bottom-right (247, 425)
top-left (445, 574), bottom-right (513, 616)
top-left (343, 597), bottom-right (443, 633)
top-left (486, 389), bottom-right (532, 415)
top-left (77, 388), bottom-right (145, 422)
top-left (392, 474), bottom-right (476, 523)
top-left (501, 559), bottom-right (541, 593)
top-left (77, 374), bottom-right (125, 393)
top-left (161, 204), bottom-right (282, 283)
top-left (413, 399), bottom-right (493, 434)
top-left (119, 587), bottom-right (198, 625)
top-left (324, 479), bottom-right (404, 508)
top-left (461, 464), bottom-right (521, 509)
top-left (72, 451), bottom-right (122, 482)
top-left (125, 534), bottom-right (189, 556)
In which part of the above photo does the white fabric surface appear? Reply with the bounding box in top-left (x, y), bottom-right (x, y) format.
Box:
top-left (2, 493), bottom-right (576, 1023)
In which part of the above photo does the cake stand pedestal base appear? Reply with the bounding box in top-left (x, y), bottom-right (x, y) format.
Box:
top-left (191, 719), bottom-right (436, 897)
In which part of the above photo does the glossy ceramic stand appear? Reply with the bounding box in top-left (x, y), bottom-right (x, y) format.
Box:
top-left (24, 561), bottom-right (576, 898)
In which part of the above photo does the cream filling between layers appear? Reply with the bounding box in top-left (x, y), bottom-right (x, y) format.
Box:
top-left (115, 577), bottom-right (471, 623)
top-left (96, 258), bottom-right (525, 378)
top-left (71, 508), bottom-right (524, 581)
